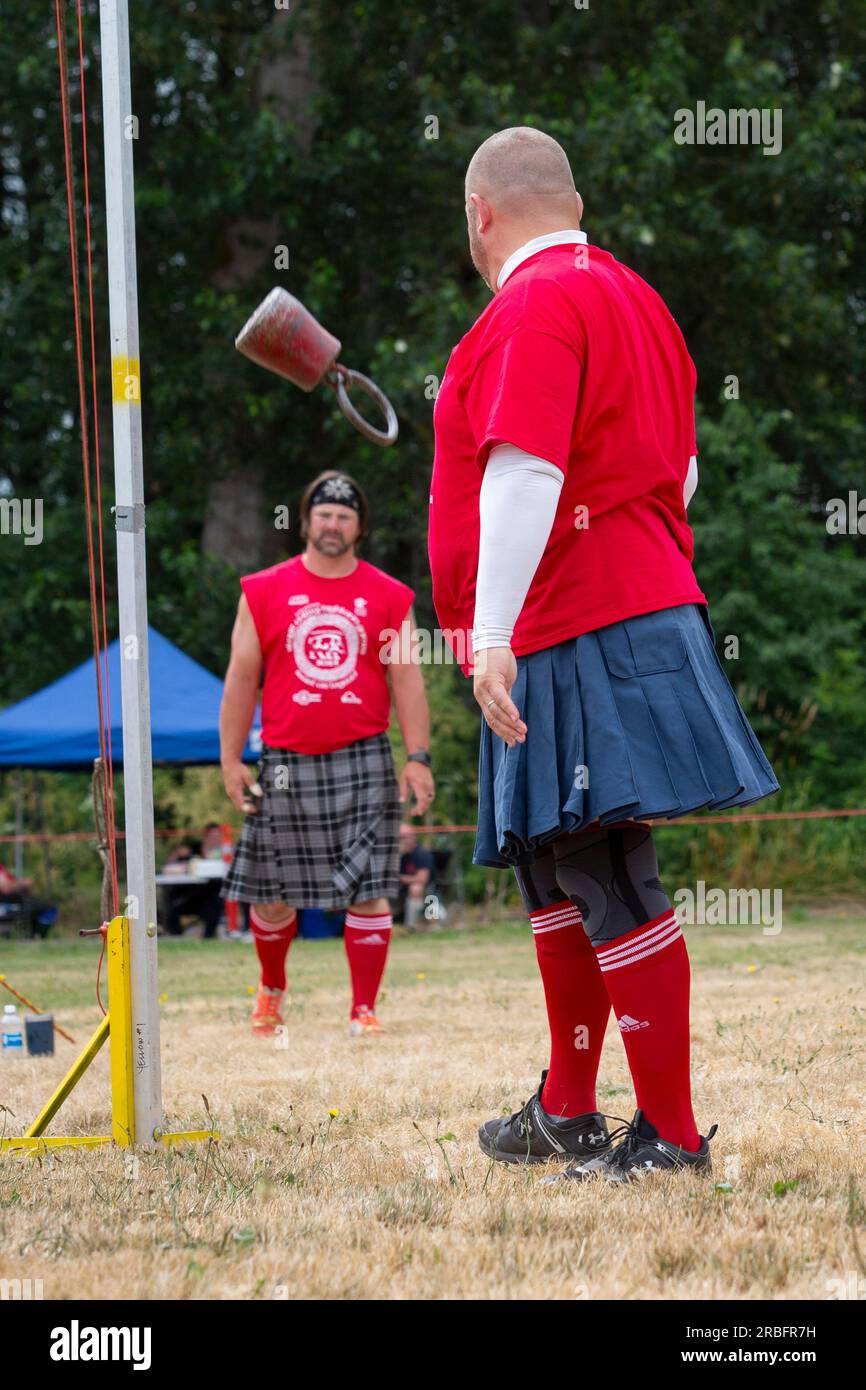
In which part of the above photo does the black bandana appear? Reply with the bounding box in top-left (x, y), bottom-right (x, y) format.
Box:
top-left (309, 476), bottom-right (362, 512)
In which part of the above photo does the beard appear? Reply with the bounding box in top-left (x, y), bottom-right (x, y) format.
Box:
top-left (467, 220), bottom-right (493, 292)
top-left (311, 530), bottom-right (353, 556)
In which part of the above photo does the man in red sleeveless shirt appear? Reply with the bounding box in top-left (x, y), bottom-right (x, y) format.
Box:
top-left (220, 470), bottom-right (434, 1035)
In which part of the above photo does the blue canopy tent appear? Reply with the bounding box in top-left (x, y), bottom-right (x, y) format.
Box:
top-left (0, 627), bottom-right (260, 769)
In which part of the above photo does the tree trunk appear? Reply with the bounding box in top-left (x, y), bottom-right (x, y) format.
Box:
top-left (202, 4), bottom-right (319, 571)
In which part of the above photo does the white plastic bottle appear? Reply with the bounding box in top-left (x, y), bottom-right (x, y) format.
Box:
top-left (1, 1003), bottom-right (23, 1058)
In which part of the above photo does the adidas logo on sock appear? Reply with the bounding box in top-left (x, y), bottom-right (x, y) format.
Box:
top-left (357, 932), bottom-right (386, 945)
top-left (618, 1013), bottom-right (650, 1032)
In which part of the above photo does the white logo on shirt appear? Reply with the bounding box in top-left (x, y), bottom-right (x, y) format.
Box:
top-left (353, 597), bottom-right (368, 617)
top-left (288, 593), bottom-right (309, 606)
top-left (293, 689), bottom-right (322, 704)
top-left (341, 691), bottom-right (362, 704)
top-left (286, 602), bottom-right (367, 691)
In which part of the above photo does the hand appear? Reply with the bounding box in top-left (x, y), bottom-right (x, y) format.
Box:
top-left (399, 760), bottom-right (435, 815)
top-left (473, 646), bottom-right (527, 748)
top-left (222, 760), bottom-right (263, 814)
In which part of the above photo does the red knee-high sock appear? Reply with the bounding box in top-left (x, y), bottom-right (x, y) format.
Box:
top-left (250, 906), bottom-right (298, 991)
top-left (595, 909), bottom-right (700, 1151)
top-left (344, 910), bottom-right (391, 1018)
top-left (529, 899), bottom-right (612, 1118)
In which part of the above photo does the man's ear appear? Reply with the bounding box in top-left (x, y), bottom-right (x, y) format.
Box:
top-left (468, 191), bottom-right (491, 233)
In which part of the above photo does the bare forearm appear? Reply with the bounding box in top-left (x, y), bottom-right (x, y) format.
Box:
top-left (390, 665), bottom-right (430, 754)
top-left (220, 672), bottom-right (259, 765)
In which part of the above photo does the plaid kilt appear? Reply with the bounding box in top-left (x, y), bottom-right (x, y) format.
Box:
top-left (224, 731), bottom-right (401, 908)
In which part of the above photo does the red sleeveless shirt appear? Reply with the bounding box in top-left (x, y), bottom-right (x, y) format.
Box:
top-left (241, 554), bottom-right (414, 754)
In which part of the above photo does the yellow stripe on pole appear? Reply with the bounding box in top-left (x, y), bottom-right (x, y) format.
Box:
top-left (107, 915), bottom-right (135, 1147)
top-left (111, 355), bottom-right (141, 404)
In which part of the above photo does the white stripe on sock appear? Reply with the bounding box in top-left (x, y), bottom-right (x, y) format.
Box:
top-left (529, 905), bottom-right (580, 928)
top-left (598, 925), bottom-right (682, 973)
top-left (596, 914), bottom-right (678, 965)
top-left (529, 902), bottom-right (578, 921)
top-left (345, 913), bottom-right (392, 931)
top-left (249, 906), bottom-right (296, 934)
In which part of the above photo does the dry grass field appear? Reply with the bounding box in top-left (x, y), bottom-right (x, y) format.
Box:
top-left (1, 907), bottom-right (865, 1302)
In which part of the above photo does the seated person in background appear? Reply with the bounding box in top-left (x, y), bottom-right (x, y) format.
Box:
top-left (0, 861), bottom-right (58, 937)
top-left (397, 823), bottom-right (435, 929)
top-left (159, 822), bottom-right (225, 938)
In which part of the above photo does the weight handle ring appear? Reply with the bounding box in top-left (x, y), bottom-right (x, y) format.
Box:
top-left (326, 363), bottom-right (399, 447)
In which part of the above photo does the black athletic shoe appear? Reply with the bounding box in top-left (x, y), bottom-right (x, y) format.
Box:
top-left (544, 1108), bottom-right (718, 1184)
top-left (478, 1071), bottom-right (610, 1165)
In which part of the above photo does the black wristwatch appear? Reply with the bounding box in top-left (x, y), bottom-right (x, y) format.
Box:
top-left (406, 749), bottom-right (432, 768)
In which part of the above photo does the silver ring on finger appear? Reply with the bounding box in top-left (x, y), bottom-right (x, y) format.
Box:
top-left (486, 699), bottom-right (496, 709)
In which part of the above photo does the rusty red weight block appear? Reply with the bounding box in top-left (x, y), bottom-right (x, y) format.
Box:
top-left (234, 287), bottom-right (341, 392)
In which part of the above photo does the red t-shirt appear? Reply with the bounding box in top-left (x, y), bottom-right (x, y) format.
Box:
top-left (428, 241), bottom-right (706, 676)
top-left (241, 555), bottom-right (414, 754)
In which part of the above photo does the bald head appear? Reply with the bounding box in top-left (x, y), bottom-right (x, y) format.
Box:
top-left (465, 127), bottom-right (579, 217)
top-left (464, 127), bottom-right (583, 291)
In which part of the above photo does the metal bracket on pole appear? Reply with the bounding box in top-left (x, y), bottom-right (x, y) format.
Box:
top-left (112, 503), bottom-right (146, 533)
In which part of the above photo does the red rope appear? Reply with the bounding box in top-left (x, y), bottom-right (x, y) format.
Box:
top-left (1, 806), bottom-right (865, 847)
top-left (54, 0), bottom-right (119, 917)
top-left (74, 0), bottom-right (119, 907)
top-left (95, 927), bottom-right (107, 1016)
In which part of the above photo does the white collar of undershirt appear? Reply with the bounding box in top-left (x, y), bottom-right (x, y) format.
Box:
top-left (496, 229), bottom-right (587, 289)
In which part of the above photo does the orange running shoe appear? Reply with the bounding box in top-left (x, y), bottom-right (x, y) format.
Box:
top-left (349, 1005), bottom-right (385, 1037)
top-left (251, 984), bottom-right (285, 1035)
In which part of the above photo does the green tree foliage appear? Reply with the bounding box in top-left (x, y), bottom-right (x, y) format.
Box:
top-left (1, 0), bottom-right (864, 842)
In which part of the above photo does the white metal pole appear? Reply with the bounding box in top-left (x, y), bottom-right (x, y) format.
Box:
top-left (98, 0), bottom-right (163, 1143)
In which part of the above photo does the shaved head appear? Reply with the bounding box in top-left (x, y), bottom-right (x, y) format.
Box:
top-left (464, 127), bottom-right (582, 290)
top-left (465, 126), bottom-right (579, 216)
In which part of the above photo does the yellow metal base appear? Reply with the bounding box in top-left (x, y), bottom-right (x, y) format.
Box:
top-left (0, 1130), bottom-right (219, 1155)
top-left (1, 915), bottom-right (219, 1155)
top-left (0, 1136), bottom-right (113, 1153)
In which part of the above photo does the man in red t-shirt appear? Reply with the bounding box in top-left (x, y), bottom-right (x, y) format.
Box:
top-left (429, 126), bottom-right (777, 1184)
top-left (221, 470), bottom-right (434, 1036)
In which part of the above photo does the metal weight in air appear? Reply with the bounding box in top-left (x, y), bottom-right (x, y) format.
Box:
top-left (325, 363), bottom-right (399, 447)
top-left (235, 288), bottom-right (399, 448)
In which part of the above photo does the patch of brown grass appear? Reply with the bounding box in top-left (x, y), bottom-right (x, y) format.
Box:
top-left (1, 914), bottom-right (864, 1300)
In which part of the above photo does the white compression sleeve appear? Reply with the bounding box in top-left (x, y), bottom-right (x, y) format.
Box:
top-left (472, 443), bottom-right (564, 654)
top-left (684, 454), bottom-right (698, 508)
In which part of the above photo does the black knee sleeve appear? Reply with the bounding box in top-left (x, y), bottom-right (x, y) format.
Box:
top-left (512, 846), bottom-right (563, 915)
top-left (552, 824), bottom-right (671, 946)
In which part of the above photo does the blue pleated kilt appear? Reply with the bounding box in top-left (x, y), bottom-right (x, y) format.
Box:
top-left (474, 602), bottom-right (780, 869)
